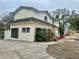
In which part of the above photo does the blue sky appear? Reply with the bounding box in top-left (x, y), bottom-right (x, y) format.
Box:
top-left (0, 0), bottom-right (79, 14)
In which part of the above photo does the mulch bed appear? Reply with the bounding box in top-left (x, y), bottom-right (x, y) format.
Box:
top-left (46, 41), bottom-right (79, 59)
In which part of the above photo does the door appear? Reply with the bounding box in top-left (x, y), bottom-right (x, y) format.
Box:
top-left (11, 28), bottom-right (18, 38)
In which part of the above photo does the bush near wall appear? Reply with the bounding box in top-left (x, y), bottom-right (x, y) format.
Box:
top-left (0, 27), bottom-right (5, 39)
top-left (35, 28), bottom-right (41, 41)
top-left (35, 28), bottom-right (55, 42)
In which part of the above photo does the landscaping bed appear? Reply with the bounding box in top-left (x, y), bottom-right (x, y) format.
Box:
top-left (46, 41), bottom-right (79, 59)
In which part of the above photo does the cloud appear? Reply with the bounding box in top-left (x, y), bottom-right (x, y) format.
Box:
top-left (0, 0), bottom-right (79, 15)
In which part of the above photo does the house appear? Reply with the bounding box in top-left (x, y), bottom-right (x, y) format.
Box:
top-left (4, 6), bottom-right (59, 41)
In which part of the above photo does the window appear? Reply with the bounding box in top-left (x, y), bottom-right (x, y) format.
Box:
top-left (22, 28), bottom-right (30, 33)
top-left (11, 28), bottom-right (18, 38)
top-left (44, 16), bottom-right (47, 21)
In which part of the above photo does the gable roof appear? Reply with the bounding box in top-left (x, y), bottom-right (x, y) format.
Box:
top-left (14, 17), bottom-right (58, 28)
top-left (13, 6), bottom-right (53, 19)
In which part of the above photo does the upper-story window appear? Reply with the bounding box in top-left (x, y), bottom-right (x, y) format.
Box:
top-left (44, 16), bottom-right (47, 21)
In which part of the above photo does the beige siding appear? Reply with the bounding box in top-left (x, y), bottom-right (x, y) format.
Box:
top-left (4, 31), bottom-right (11, 40)
top-left (5, 22), bottom-right (58, 41)
top-left (14, 9), bottom-right (52, 24)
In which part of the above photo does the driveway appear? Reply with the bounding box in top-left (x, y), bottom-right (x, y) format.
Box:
top-left (0, 40), bottom-right (56, 59)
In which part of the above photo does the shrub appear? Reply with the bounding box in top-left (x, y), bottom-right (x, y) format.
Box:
top-left (46, 29), bottom-right (52, 41)
top-left (35, 28), bottom-right (42, 42)
top-left (35, 28), bottom-right (55, 42)
top-left (59, 26), bottom-right (64, 36)
top-left (0, 26), bottom-right (5, 39)
top-left (41, 28), bottom-right (46, 41)
top-left (58, 22), bottom-right (64, 37)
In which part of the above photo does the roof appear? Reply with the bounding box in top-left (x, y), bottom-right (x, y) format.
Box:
top-left (13, 6), bottom-right (53, 19)
top-left (14, 17), bottom-right (58, 28)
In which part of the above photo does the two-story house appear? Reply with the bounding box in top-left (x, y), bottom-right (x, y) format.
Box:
top-left (4, 6), bottom-right (58, 41)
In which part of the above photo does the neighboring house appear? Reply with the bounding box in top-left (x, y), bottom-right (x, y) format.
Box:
top-left (4, 6), bottom-right (58, 41)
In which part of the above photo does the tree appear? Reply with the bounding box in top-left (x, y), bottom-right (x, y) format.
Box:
top-left (69, 16), bottom-right (79, 30)
top-left (71, 10), bottom-right (76, 16)
top-left (0, 11), bottom-right (14, 39)
top-left (0, 12), bottom-right (14, 30)
top-left (52, 8), bottom-right (70, 37)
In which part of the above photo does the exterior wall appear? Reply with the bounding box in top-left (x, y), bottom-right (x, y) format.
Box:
top-left (5, 22), bottom-right (35, 41)
top-left (54, 27), bottom-right (59, 37)
top-left (4, 31), bottom-right (11, 40)
top-left (14, 9), bottom-right (52, 24)
top-left (4, 22), bottom-right (58, 41)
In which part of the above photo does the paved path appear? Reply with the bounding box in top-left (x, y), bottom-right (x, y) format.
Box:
top-left (0, 40), bottom-right (56, 59)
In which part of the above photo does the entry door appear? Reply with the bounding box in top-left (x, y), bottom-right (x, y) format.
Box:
top-left (11, 28), bottom-right (18, 38)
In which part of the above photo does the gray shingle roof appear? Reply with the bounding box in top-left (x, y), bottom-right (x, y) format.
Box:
top-left (15, 17), bottom-right (49, 23)
top-left (14, 17), bottom-right (58, 28)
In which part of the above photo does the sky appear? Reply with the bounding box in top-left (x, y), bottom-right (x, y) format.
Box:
top-left (0, 0), bottom-right (79, 15)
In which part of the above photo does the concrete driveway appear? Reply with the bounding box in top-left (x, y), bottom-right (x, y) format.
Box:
top-left (0, 40), bottom-right (56, 59)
